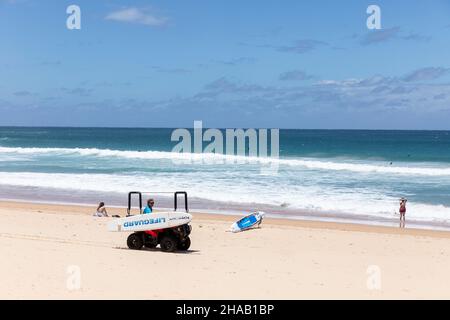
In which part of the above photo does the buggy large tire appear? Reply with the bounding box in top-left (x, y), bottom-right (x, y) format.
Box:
top-left (127, 233), bottom-right (144, 250)
top-left (178, 236), bottom-right (191, 251)
top-left (160, 236), bottom-right (178, 252)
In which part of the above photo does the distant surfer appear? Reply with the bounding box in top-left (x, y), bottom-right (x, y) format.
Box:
top-left (144, 198), bottom-right (155, 214)
top-left (399, 198), bottom-right (407, 228)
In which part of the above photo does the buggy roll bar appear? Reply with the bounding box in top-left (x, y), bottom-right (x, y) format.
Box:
top-left (127, 191), bottom-right (143, 215)
top-left (127, 191), bottom-right (189, 215)
top-left (174, 191), bottom-right (189, 213)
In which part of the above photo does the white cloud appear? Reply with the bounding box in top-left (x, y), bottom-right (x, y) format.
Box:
top-left (105, 7), bottom-right (168, 27)
top-left (403, 67), bottom-right (450, 82)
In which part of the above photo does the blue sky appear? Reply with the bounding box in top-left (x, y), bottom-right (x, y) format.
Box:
top-left (1, 0), bottom-right (450, 129)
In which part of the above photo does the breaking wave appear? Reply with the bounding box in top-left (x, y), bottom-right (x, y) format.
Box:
top-left (1, 146), bottom-right (450, 177)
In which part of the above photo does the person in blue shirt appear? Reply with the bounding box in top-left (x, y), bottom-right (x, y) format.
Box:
top-left (143, 199), bottom-right (154, 214)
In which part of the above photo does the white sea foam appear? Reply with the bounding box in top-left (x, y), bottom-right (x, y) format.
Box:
top-left (2, 145), bottom-right (450, 224)
top-left (1, 146), bottom-right (449, 177)
top-left (0, 171), bottom-right (449, 223)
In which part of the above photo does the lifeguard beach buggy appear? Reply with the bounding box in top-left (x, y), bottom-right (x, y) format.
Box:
top-left (108, 191), bottom-right (192, 252)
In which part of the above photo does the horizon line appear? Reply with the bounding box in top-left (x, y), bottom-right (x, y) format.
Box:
top-left (0, 125), bottom-right (449, 132)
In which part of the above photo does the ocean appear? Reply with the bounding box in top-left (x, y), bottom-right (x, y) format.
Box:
top-left (1, 127), bottom-right (450, 229)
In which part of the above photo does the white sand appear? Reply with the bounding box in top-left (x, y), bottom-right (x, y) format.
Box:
top-left (1, 201), bottom-right (450, 299)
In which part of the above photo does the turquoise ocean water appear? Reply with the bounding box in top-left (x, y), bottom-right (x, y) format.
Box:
top-left (1, 127), bottom-right (450, 228)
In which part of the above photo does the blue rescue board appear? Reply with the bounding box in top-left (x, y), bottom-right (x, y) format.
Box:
top-left (231, 212), bottom-right (265, 233)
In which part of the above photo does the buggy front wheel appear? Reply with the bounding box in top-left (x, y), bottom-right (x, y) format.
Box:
top-left (178, 237), bottom-right (191, 251)
top-left (160, 236), bottom-right (177, 252)
top-left (127, 233), bottom-right (144, 250)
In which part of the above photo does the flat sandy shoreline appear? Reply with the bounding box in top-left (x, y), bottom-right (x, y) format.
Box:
top-left (1, 200), bottom-right (450, 299)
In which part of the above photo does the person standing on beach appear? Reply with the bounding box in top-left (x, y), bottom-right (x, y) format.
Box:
top-left (399, 198), bottom-right (407, 228)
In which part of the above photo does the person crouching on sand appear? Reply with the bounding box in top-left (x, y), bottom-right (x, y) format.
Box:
top-left (93, 202), bottom-right (108, 217)
top-left (399, 198), bottom-right (407, 228)
top-left (143, 199), bottom-right (154, 214)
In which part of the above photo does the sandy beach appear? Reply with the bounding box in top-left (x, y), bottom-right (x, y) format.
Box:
top-left (0, 200), bottom-right (450, 299)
